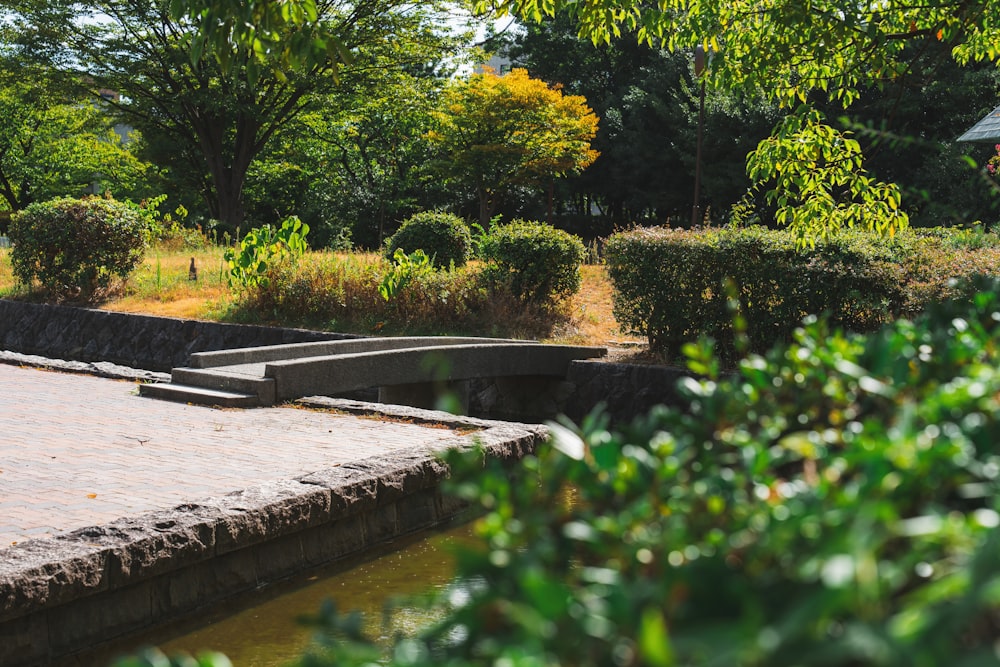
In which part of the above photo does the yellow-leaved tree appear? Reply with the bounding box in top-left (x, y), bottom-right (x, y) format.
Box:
top-left (427, 68), bottom-right (599, 227)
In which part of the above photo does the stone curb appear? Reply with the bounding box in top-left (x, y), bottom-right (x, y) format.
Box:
top-left (0, 350), bottom-right (171, 383)
top-left (0, 398), bottom-right (547, 666)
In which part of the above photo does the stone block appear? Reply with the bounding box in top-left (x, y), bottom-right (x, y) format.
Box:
top-left (48, 579), bottom-right (156, 656)
top-left (0, 611), bottom-right (49, 667)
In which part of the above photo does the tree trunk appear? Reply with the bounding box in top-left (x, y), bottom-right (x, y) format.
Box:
top-left (478, 188), bottom-right (497, 229)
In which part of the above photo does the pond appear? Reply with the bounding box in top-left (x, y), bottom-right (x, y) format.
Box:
top-left (118, 521), bottom-right (476, 666)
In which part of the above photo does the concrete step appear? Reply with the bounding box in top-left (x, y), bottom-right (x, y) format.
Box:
top-left (138, 382), bottom-right (261, 408)
top-left (171, 367), bottom-right (275, 405)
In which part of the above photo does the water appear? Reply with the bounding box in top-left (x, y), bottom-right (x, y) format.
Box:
top-left (121, 521), bottom-right (475, 666)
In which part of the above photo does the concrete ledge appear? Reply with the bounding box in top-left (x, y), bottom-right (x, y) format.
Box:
top-left (267, 343), bottom-right (607, 401)
top-left (189, 336), bottom-right (527, 368)
top-left (0, 402), bottom-right (546, 667)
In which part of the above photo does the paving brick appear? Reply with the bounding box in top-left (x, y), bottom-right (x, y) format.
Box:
top-left (0, 364), bottom-right (463, 548)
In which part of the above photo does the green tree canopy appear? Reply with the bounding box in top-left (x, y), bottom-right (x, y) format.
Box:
top-left (427, 67), bottom-right (599, 227)
top-left (503, 16), bottom-right (781, 227)
top-left (0, 77), bottom-right (149, 213)
top-left (6, 0), bottom-right (461, 230)
top-left (480, 0), bottom-right (1000, 240)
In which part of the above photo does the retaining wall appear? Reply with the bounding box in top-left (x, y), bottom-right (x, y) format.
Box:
top-left (0, 299), bottom-right (691, 423)
top-left (0, 406), bottom-right (545, 667)
top-left (0, 299), bottom-right (357, 372)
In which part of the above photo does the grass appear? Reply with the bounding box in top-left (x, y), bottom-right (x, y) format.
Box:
top-left (0, 246), bottom-right (644, 352)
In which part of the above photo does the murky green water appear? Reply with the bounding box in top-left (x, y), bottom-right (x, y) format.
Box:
top-left (122, 521), bottom-right (475, 666)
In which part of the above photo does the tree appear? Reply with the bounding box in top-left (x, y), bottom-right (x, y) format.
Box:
top-left (503, 16), bottom-right (781, 228)
top-left (265, 63), bottom-right (452, 248)
top-left (0, 77), bottom-right (149, 213)
top-left (6, 0), bottom-right (460, 230)
top-left (478, 0), bottom-right (1000, 241)
top-left (426, 67), bottom-right (599, 227)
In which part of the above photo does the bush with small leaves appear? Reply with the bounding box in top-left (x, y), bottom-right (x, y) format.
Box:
top-left (384, 212), bottom-right (471, 269)
top-left (9, 196), bottom-right (148, 302)
top-left (479, 219), bottom-right (585, 304)
top-left (605, 225), bottom-right (1000, 363)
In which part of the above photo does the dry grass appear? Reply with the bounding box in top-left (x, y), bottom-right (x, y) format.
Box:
top-left (0, 246), bottom-right (646, 353)
top-left (102, 247), bottom-right (235, 320)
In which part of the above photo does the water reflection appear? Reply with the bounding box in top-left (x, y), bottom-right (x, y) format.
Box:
top-left (139, 521), bottom-right (476, 666)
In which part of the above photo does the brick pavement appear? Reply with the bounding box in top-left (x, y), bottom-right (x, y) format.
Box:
top-left (0, 364), bottom-right (465, 548)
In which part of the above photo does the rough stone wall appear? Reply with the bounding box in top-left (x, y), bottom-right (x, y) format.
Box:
top-left (467, 361), bottom-right (694, 424)
top-left (561, 360), bottom-right (695, 423)
top-left (0, 299), bottom-right (357, 372)
top-left (0, 405), bottom-right (546, 667)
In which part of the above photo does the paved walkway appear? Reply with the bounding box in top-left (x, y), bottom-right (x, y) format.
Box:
top-left (0, 364), bottom-right (465, 548)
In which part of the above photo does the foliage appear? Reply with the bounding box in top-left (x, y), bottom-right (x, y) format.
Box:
top-left (604, 225), bottom-right (1000, 362)
top-left (167, 0), bottom-right (345, 84)
top-left (240, 32), bottom-right (458, 249)
top-left (124, 195), bottom-right (208, 251)
top-left (479, 219), bottom-right (585, 303)
top-left (112, 646), bottom-right (230, 667)
top-left (224, 216), bottom-right (309, 290)
top-left (427, 68), bottom-right (599, 226)
top-left (478, 0), bottom-right (1000, 240)
top-left (502, 16), bottom-right (781, 227)
top-left (747, 106), bottom-right (908, 245)
top-left (232, 251), bottom-right (572, 339)
top-left (0, 76), bottom-right (150, 212)
top-left (9, 195), bottom-right (148, 302)
top-left (123, 277), bottom-right (1000, 666)
top-left (378, 248), bottom-right (433, 301)
top-left (7, 0), bottom-right (461, 229)
top-left (384, 211), bottom-right (472, 269)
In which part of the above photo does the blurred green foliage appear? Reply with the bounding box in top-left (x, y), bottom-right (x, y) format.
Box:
top-left (304, 275), bottom-right (1000, 666)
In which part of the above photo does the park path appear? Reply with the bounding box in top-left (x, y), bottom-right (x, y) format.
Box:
top-left (0, 363), bottom-right (462, 548)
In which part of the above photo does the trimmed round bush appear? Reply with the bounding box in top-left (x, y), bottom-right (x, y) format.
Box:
top-left (479, 219), bottom-right (585, 303)
top-left (384, 212), bottom-right (472, 268)
top-left (10, 196), bottom-right (148, 301)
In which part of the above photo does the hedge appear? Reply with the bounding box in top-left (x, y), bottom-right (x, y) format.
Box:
top-left (605, 225), bottom-right (1000, 362)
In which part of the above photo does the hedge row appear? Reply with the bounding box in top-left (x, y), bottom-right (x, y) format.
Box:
top-left (605, 225), bottom-right (1000, 362)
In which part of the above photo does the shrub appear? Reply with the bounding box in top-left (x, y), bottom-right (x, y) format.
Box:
top-left (233, 251), bottom-right (570, 339)
top-left (224, 216), bottom-right (309, 291)
top-left (384, 212), bottom-right (472, 269)
top-left (479, 219), bottom-right (585, 303)
top-left (9, 196), bottom-right (148, 302)
top-left (605, 225), bottom-right (1000, 363)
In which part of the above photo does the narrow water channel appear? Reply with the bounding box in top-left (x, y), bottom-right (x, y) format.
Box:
top-left (118, 521), bottom-right (476, 666)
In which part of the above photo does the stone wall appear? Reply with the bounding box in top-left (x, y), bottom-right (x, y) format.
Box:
top-left (0, 298), bottom-right (692, 422)
top-left (0, 299), bottom-right (356, 372)
top-left (0, 407), bottom-right (545, 667)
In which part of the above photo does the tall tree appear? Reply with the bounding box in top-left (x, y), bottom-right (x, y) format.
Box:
top-left (427, 67), bottom-right (599, 227)
top-left (7, 0), bottom-right (460, 229)
top-left (504, 17), bottom-right (780, 227)
top-left (482, 0), bottom-right (1000, 240)
top-left (0, 77), bottom-right (149, 212)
